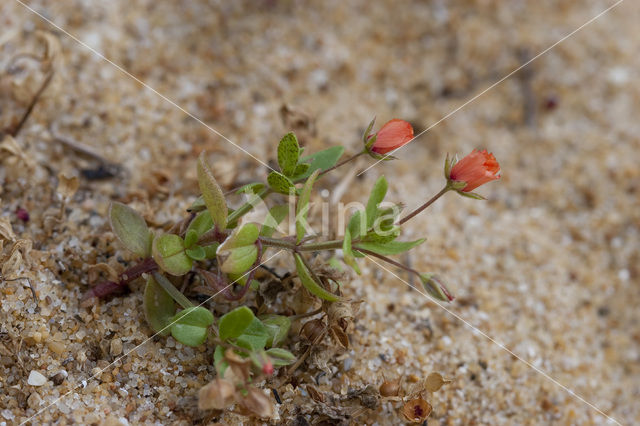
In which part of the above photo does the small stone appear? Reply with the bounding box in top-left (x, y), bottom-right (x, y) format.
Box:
top-left (27, 370), bottom-right (48, 386)
top-left (110, 338), bottom-right (123, 356)
top-left (50, 371), bottom-right (68, 386)
top-left (27, 392), bottom-right (42, 409)
top-left (48, 340), bottom-right (66, 355)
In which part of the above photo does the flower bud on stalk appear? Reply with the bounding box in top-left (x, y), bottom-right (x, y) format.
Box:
top-left (364, 118), bottom-right (414, 157)
top-left (420, 274), bottom-right (454, 302)
top-left (446, 149), bottom-right (501, 198)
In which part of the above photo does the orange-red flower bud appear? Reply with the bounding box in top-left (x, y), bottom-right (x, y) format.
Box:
top-left (448, 149), bottom-right (500, 192)
top-left (370, 119), bottom-right (414, 154)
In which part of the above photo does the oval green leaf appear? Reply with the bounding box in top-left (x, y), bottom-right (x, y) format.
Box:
top-left (152, 234), bottom-right (193, 276)
top-left (143, 276), bottom-right (175, 336)
top-left (170, 306), bottom-right (214, 347)
top-left (267, 171), bottom-right (295, 195)
top-left (109, 202), bottom-right (152, 257)
top-left (197, 153), bottom-right (228, 229)
top-left (260, 314), bottom-right (291, 347)
top-left (277, 132), bottom-right (300, 177)
top-left (218, 306), bottom-right (255, 341)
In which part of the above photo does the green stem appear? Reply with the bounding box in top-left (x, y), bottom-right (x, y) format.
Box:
top-left (298, 239), bottom-right (345, 251)
top-left (152, 271), bottom-right (194, 309)
top-left (259, 236), bottom-right (345, 252)
top-left (226, 187), bottom-right (272, 226)
top-left (397, 185), bottom-right (450, 226)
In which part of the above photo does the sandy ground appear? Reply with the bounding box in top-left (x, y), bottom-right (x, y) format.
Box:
top-left (1, 0), bottom-right (639, 425)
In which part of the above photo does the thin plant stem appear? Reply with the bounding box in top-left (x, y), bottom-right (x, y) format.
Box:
top-left (397, 185), bottom-right (450, 226)
top-left (317, 151), bottom-right (364, 177)
top-left (152, 271), bottom-right (194, 309)
top-left (226, 187), bottom-right (272, 225)
top-left (356, 248), bottom-right (420, 277)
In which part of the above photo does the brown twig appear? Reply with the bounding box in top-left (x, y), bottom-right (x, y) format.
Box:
top-left (83, 258), bottom-right (158, 301)
top-left (8, 70), bottom-right (54, 137)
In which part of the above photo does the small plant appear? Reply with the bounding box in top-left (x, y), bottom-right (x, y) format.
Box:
top-left (88, 117), bottom-right (500, 419)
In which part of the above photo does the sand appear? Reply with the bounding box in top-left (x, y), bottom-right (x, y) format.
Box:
top-left (1, 0), bottom-right (638, 424)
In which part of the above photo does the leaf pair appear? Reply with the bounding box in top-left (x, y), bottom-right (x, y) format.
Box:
top-left (218, 306), bottom-right (292, 354)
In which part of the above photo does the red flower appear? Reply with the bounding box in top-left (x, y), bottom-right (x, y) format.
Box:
top-left (449, 149), bottom-right (500, 192)
top-left (370, 119), bottom-right (414, 154)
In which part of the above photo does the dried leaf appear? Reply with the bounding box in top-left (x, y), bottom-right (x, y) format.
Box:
top-left (307, 384), bottom-right (325, 403)
top-left (0, 217), bottom-right (16, 242)
top-left (330, 325), bottom-right (349, 349)
top-left (198, 378), bottom-right (236, 410)
top-left (237, 387), bottom-right (274, 418)
top-left (1, 249), bottom-right (22, 278)
top-left (56, 173), bottom-right (79, 200)
top-left (222, 348), bottom-right (251, 384)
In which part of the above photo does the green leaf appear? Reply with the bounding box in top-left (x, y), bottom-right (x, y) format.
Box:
top-left (186, 211), bottom-right (214, 237)
top-left (217, 224), bottom-right (259, 274)
top-left (143, 276), bottom-right (175, 336)
top-left (197, 153), bottom-right (228, 229)
top-left (235, 182), bottom-right (266, 195)
top-left (186, 245), bottom-right (206, 261)
top-left (292, 163), bottom-right (309, 177)
top-left (109, 202), bottom-right (153, 257)
top-left (203, 242), bottom-right (219, 259)
top-left (152, 234), bottom-right (193, 276)
top-left (362, 116), bottom-right (376, 143)
top-left (347, 210), bottom-right (365, 239)
top-left (355, 238), bottom-right (425, 256)
top-left (184, 229), bottom-right (198, 248)
top-left (365, 176), bottom-right (388, 229)
top-left (260, 205), bottom-right (289, 237)
top-left (295, 146), bottom-right (344, 180)
top-left (294, 253), bottom-right (340, 302)
top-left (170, 306), bottom-right (214, 347)
top-left (267, 171), bottom-right (295, 195)
top-left (259, 315), bottom-right (291, 347)
top-left (236, 318), bottom-right (270, 351)
top-left (456, 190), bottom-right (486, 200)
top-left (218, 306), bottom-right (255, 341)
top-left (266, 348), bottom-right (296, 366)
top-left (213, 345), bottom-right (229, 376)
top-left (342, 228), bottom-right (361, 274)
top-left (277, 132), bottom-right (300, 177)
top-left (361, 227), bottom-right (400, 244)
top-left (296, 169), bottom-right (320, 243)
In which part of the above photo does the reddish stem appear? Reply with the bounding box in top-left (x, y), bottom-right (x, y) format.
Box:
top-left (83, 258), bottom-right (158, 301)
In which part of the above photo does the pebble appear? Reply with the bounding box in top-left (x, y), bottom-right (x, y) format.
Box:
top-left (110, 338), bottom-right (123, 356)
top-left (47, 340), bottom-right (66, 355)
top-left (27, 392), bottom-right (42, 409)
top-left (27, 371), bottom-right (48, 387)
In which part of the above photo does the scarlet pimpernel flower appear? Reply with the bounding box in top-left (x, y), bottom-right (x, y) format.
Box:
top-left (367, 119), bottom-right (414, 155)
top-left (446, 149), bottom-right (500, 195)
